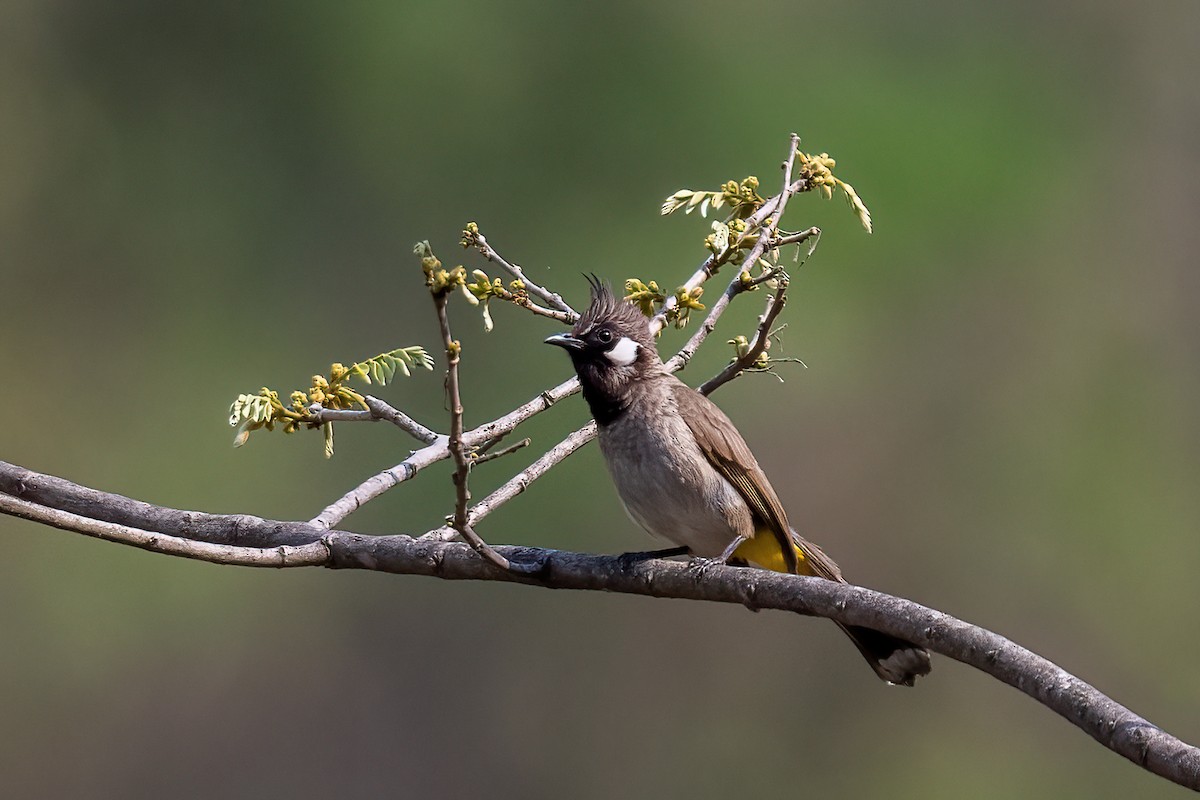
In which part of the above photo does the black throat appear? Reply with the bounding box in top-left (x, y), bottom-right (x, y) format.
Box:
top-left (570, 354), bottom-right (638, 427)
top-left (579, 381), bottom-right (629, 427)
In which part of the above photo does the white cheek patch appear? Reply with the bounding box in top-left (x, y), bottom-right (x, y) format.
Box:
top-left (604, 336), bottom-right (641, 366)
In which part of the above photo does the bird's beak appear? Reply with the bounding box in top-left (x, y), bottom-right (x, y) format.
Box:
top-left (544, 333), bottom-right (585, 351)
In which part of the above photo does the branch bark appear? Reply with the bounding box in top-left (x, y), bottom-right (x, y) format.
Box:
top-left (2, 461), bottom-right (1197, 791)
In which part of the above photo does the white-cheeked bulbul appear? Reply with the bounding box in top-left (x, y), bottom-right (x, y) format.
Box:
top-left (545, 280), bottom-right (931, 685)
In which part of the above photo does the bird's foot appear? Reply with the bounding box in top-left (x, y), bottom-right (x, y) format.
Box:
top-left (687, 556), bottom-right (728, 581)
top-left (616, 546), bottom-right (690, 572)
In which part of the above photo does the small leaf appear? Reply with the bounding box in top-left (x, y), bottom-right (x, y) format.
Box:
top-left (839, 181), bottom-right (873, 233)
top-left (233, 421), bottom-right (252, 448)
top-left (323, 422), bottom-right (335, 458)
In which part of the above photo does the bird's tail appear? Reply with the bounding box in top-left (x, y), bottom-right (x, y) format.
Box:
top-left (737, 528), bottom-right (932, 685)
top-left (794, 532), bottom-right (932, 685)
top-left (834, 622), bottom-right (931, 686)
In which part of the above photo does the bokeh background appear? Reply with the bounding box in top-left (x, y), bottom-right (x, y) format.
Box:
top-left (3, 1), bottom-right (1198, 797)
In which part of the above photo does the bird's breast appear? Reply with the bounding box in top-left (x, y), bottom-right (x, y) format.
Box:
top-left (596, 406), bottom-right (753, 557)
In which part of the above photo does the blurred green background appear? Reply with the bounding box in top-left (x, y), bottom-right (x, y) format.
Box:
top-left (3, 1), bottom-right (1198, 797)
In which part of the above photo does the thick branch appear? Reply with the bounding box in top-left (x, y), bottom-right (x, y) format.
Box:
top-left (0, 492), bottom-right (327, 567)
top-left (0, 460), bottom-right (323, 547)
top-left (3, 476), bottom-right (1197, 791)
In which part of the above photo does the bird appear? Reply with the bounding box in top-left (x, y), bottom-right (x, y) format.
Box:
top-left (544, 279), bottom-right (931, 685)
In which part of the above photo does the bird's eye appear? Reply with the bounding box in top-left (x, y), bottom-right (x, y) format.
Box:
top-left (595, 328), bottom-right (613, 344)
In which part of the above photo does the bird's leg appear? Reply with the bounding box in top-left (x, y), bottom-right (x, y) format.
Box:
top-left (617, 546), bottom-right (690, 570)
top-left (715, 534), bottom-right (751, 564)
top-left (687, 534), bottom-right (751, 579)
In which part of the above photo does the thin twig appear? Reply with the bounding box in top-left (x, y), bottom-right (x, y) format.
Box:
top-left (309, 447), bottom-right (444, 529)
top-left (473, 432), bottom-right (511, 456)
top-left (462, 376), bottom-right (580, 445)
top-left (470, 437), bottom-right (532, 466)
top-left (360, 396), bottom-right (441, 442)
top-left (746, 177), bottom-right (808, 229)
top-left (740, 266), bottom-right (787, 290)
top-left (489, 284), bottom-right (576, 324)
top-left (664, 135), bottom-right (803, 370)
top-left (649, 143), bottom-right (810, 336)
top-left (698, 279), bottom-right (790, 395)
top-left (771, 133), bottom-right (802, 231)
top-left (435, 291), bottom-right (513, 571)
top-left (421, 421), bottom-right (597, 542)
top-left (305, 396), bottom-right (441, 444)
top-left (771, 227), bottom-right (822, 250)
top-left (309, 376), bottom-right (580, 529)
top-left (665, 278), bottom-right (744, 371)
top-left (471, 231), bottom-right (577, 318)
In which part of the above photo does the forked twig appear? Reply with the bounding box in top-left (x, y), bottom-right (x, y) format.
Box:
top-left (434, 291), bottom-right (515, 572)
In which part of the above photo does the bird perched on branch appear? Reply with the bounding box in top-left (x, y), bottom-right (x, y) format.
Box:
top-left (545, 279), bottom-right (931, 685)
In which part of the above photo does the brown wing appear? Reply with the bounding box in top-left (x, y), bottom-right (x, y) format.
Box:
top-left (670, 381), bottom-right (800, 573)
top-left (671, 381), bottom-right (844, 581)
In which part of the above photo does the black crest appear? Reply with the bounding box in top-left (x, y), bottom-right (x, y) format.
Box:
top-left (574, 275), bottom-right (654, 347)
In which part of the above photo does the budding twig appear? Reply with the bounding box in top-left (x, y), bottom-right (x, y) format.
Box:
top-left (666, 135), bottom-right (803, 372)
top-left (495, 288), bottom-right (576, 323)
top-left (435, 291), bottom-right (514, 572)
top-left (305, 395), bottom-right (441, 444)
top-left (698, 279), bottom-right (790, 395)
top-left (652, 138), bottom-right (809, 338)
top-left (469, 229), bottom-right (577, 318)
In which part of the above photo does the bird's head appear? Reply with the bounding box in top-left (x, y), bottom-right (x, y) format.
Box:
top-left (545, 278), bottom-right (660, 423)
